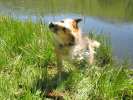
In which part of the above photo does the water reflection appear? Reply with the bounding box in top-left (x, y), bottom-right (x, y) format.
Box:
top-left (0, 0), bottom-right (133, 21)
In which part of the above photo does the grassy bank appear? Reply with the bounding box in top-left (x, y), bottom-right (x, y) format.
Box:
top-left (0, 16), bottom-right (132, 100)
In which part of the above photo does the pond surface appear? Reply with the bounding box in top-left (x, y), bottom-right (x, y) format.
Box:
top-left (0, 0), bottom-right (133, 62)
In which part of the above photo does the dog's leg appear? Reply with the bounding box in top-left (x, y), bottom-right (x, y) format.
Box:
top-left (55, 50), bottom-right (63, 83)
top-left (88, 45), bottom-right (94, 64)
top-left (57, 55), bottom-right (63, 83)
top-left (89, 52), bottom-right (94, 64)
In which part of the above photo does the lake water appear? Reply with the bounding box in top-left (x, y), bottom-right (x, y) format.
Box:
top-left (0, 0), bottom-right (133, 62)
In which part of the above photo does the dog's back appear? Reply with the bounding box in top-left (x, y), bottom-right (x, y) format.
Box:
top-left (70, 36), bottom-right (100, 63)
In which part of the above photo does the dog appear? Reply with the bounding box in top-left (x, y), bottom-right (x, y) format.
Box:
top-left (49, 18), bottom-right (100, 80)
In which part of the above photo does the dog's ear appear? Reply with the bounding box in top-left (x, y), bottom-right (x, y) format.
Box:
top-left (72, 18), bottom-right (82, 30)
top-left (74, 18), bottom-right (82, 23)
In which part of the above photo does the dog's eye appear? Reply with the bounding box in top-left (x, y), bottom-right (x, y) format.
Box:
top-left (62, 27), bottom-right (66, 31)
top-left (61, 20), bottom-right (64, 23)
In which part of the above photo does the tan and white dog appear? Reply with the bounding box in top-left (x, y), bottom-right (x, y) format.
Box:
top-left (49, 18), bottom-right (100, 79)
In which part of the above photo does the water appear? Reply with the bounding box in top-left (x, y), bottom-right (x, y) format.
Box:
top-left (0, 0), bottom-right (133, 62)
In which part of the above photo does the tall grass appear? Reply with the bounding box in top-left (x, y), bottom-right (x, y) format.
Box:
top-left (0, 16), bottom-right (132, 100)
top-left (0, 16), bottom-right (54, 100)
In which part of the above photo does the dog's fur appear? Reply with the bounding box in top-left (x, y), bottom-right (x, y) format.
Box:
top-left (49, 18), bottom-right (100, 79)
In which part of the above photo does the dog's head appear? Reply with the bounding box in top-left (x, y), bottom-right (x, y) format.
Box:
top-left (49, 18), bottom-right (82, 47)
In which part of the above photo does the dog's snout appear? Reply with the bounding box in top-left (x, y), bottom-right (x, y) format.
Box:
top-left (49, 22), bottom-right (54, 28)
top-left (49, 22), bottom-right (59, 33)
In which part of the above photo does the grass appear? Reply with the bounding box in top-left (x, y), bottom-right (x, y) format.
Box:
top-left (0, 16), bottom-right (132, 100)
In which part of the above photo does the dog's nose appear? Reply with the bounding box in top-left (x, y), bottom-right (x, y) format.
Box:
top-left (49, 22), bottom-right (54, 28)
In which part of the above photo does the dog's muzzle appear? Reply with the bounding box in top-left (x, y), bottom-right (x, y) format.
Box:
top-left (49, 22), bottom-right (54, 28)
top-left (49, 22), bottom-right (58, 33)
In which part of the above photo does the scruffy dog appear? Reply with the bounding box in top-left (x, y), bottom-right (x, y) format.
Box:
top-left (49, 18), bottom-right (100, 80)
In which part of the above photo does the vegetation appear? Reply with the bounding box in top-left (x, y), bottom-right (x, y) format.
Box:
top-left (0, 16), bottom-right (132, 100)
